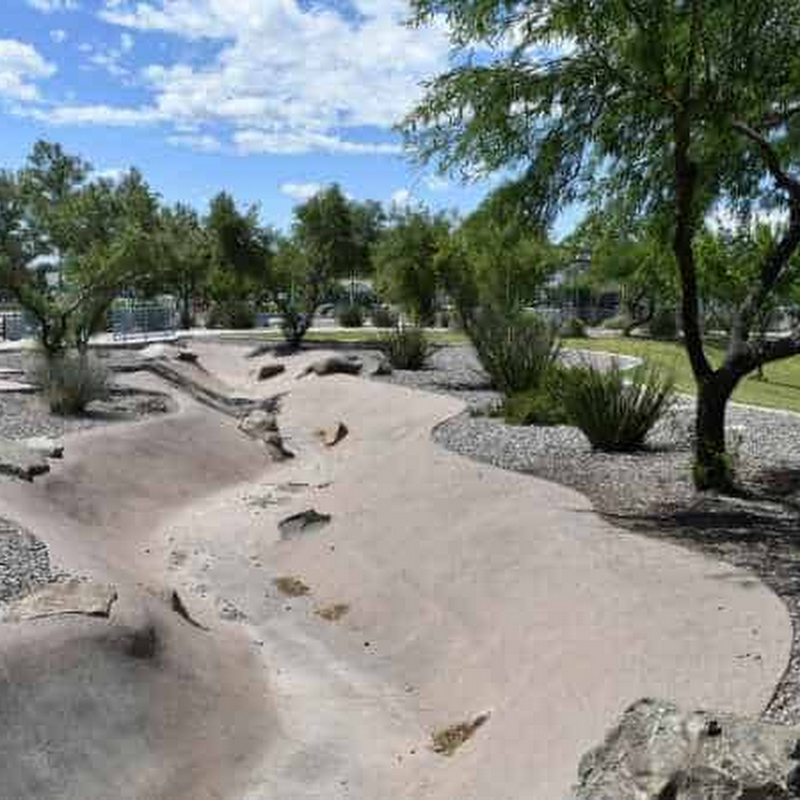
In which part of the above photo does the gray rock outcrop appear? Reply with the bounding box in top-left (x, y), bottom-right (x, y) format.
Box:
top-left (572, 698), bottom-right (800, 800)
top-left (3, 578), bottom-right (118, 622)
top-left (0, 438), bottom-right (50, 481)
top-left (298, 356), bottom-right (363, 378)
top-left (257, 363), bottom-right (286, 381)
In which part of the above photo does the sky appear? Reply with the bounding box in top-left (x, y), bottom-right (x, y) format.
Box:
top-left (0, 0), bottom-right (560, 234)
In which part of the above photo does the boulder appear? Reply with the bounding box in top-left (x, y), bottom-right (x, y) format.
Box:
top-left (257, 363), bottom-right (286, 381)
top-left (572, 698), bottom-right (800, 800)
top-left (3, 578), bottom-right (118, 622)
top-left (23, 437), bottom-right (64, 459)
top-left (367, 353), bottom-right (393, 376)
top-left (238, 409), bottom-right (279, 438)
top-left (0, 438), bottom-right (50, 481)
top-left (316, 421), bottom-right (349, 448)
top-left (175, 349), bottom-right (199, 364)
top-left (298, 356), bottom-right (363, 378)
top-left (263, 432), bottom-right (295, 462)
top-left (278, 509), bottom-right (332, 540)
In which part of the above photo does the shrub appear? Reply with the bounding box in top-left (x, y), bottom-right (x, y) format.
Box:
top-left (468, 308), bottom-right (560, 395)
top-left (381, 326), bottom-right (430, 370)
top-left (503, 387), bottom-right (570, 427)
top-left (370, 305), bottom-right (398, 328)
top-left (207, 300), bottom-right (256, 329)
top-left (337, 304), bottom-right (364, 328)
top-left (648, 307), bottom-right (678, 339)
top-left (561, 360), bottom-right (675, 451)
top-left (37, 351), bottom-right (111, 415)
top-left (561, 317), bottom-right (588, 338)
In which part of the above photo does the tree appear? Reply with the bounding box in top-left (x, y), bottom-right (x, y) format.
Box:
top-left (404, 1), bottom-right (800, 491)
top-left (0, 143), bottom-right (163, 356)
top-left (373, 207), bottom-right (450, 325)
top-left (205, 192), bottom-right (271, 328)
top-left (569, 211), bottom-right (677, 336)
top-left (272, 185), bottom-right (357, 347)
top-left (159, 204), bottom-right (211, 329)
top-left (347, 198), bottom-right (386, 301)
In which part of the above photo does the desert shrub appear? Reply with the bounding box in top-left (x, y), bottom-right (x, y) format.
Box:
top-left (37, 351), bottom-right (111, 415)
top-left (503, 369), bottom-right (570, 426)
top-left (561, 316), bottom-right (588, 338)
top-left (561, 360), bottom-right (675, 451)
top-left (381, 326), bottom-right (430, 370)
top-left (648, 307), bottom-right (678, 339)
top-left (207, 300), bottom-right (256, 329)
top-left (371, 305), bottom-right (398, 328)
top-left (468, 308), bottom-right (560, 395)
top-left (337, 304), bottom-right (364, 328)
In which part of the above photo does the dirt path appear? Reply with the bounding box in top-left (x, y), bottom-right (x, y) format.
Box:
top-left (0, 343), bottom-right (792, 800)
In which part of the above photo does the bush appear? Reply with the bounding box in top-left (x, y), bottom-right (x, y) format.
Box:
top-left (561, 317), bottom-right (588, 338)
top-left (648, 307), bottom-right (678, 339)
top-left (37, 351), bottom-right (111, 415)
top-left (207, 300), bottom-right (256, 329)
top-left (381, 326), bottom-right (430, 370)
top-left (468, 309), bottom-right (560, 395)
top-left (503, 370), bottom-right (570, 426)
top-left (371, 305), bottom-right (398, 328)
top-left (561, 360), bottom-right (675, 451)
top-left (337, 304), bottom-right (364, 328)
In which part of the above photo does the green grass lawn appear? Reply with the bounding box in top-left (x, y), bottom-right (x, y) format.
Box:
top-left (564, 337), bottom-right (800, 414)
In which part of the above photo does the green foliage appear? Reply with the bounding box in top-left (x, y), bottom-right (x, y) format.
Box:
top-left (468, 308), bottom-right (559, 395)
top-left (374, 208), bottom-right (449, 325)
top-left (693, 449), bottom-right (735, 492)
top-left (502, 369), bottom-right (570, 426)
top-left (37, 352), bottom-right (111, 415)
top-left (370, 305), bottom-right (398, 328)
top-left (381, 326), bottom-right (431, 370)
top-left (561, 317), bottom-right (587, 338)
top-left (337, 304), bottom-right (364, 328)
top-left (207, 299), bottom-right (256, 330)
top-left (561, 362), bottom-right (675, 452)
top-left (648, 308), bottom-right (678, 340)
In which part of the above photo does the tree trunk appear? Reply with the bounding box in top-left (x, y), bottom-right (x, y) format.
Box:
top-left (694, 374), bottom-right (736, 491)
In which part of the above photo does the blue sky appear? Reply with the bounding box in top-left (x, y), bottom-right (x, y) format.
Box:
top-left (0, 0), bottom-right (578, 235)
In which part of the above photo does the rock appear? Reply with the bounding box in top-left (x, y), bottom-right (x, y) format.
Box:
top-left (368, 353), bottom-right (393, 376)
top-left (238, 409), bottom-right (279, 438)
top-left (317, 421), bottom-right (349, 447)
top-left (170, 590), bottom-right (209, 630)
top-left (3, 578), bottom-right (118, 622)
top-left (23, 437), bottom-right (64, 459)
top-left (138, 343), bottom-right (175, 361)
top-left (572, 698), bottom-right (800, 800)
top-left (0, 438), bottom-right (50, 481)
top-left (278, 509), bottom-right (332, 540)
top-left (263, 432), bottom-right (295, 462)
top-left (257, 363), bottom-right (286, 381)
top-left (298, 356), bottom-right (363, 378)
top-left (176, 349), bottom-right (199, 364)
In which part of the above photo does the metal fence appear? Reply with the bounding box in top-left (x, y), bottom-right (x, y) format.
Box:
top-left (111, 300), bottom-right (178, 342)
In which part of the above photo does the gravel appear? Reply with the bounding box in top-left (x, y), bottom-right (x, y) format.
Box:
top-left (0, 350), bottom-right (173, 441)
top-left (0, 521), bottom-right (51, 603)
top-left (375, 343), bottom-right (800, 725)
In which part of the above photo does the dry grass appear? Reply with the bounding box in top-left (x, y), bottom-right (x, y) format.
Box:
top-left (273, 576), bottom-right (310, 597)
top-left (431, 712), bottom-right (491, 756)
top-left (315, 603), bottom-right (350, 622)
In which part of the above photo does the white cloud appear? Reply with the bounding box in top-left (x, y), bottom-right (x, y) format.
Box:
top-left (0, 39), bottom-right (56, 101)
top-left (50, 29), bottom-right (68, 44)
top-left (280, 182), bottom-right (323, 202)
top-left (390, 188), bottom-right (413, 208)
top-left (27, 0), bottom-right (79, 12)
top-left (91, 0), bottom-right (449, 155)
top-left (95, 167), bottom-right (126, 181)
top-left (120, 32), bottom-right (135, 52)
top-left (28, 103), bottom-right (161, 126)
top-left (166, 132), bottom-right (222, 152)
top-left (424, 174), bottom-right (450, 192)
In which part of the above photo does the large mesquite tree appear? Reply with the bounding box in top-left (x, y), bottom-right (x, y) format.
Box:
top-left (403, 0), bottom-right (800, 491)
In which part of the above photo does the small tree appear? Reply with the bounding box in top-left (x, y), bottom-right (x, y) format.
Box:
top-left (404, 1), bottom-right (800, 491)
top-left (373, 207), bottom-right (450, 325)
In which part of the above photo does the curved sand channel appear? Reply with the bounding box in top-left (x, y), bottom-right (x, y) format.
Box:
top-left (0, 342), bottom-right (792, 799)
